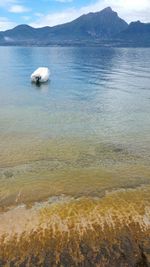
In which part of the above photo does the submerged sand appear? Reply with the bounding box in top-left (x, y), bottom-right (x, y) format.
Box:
top-left (0, 136), bottom-right (150, 266)
top-left (0, 186), bottom-right (150, 266)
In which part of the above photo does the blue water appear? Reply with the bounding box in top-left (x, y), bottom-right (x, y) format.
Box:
top-left (0, 47), bottom-right (150, 147)
top-left (0, 46), bottom-right (150, 209)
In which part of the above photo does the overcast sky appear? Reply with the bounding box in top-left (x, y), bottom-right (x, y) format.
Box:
top-left (0, 0), bottom-right (150, 30)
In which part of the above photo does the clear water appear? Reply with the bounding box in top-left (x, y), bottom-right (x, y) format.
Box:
top-left (0, 46), bottom-right (150, 208)
top-left (1, 47), bottom-right (150, 140)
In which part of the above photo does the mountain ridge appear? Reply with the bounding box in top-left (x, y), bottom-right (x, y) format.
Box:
top-left (0, 7), bottom-right (150, 47)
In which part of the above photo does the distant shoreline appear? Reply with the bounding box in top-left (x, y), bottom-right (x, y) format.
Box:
top-left (1, 42), bottom-right (150, 48)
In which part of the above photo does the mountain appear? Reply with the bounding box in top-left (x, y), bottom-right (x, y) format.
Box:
top-left (1, 25), bottom-right (51, 45)
top-left (117, 21), bottom-right (150, 46)
top-left (1, 7), bottom-right (150, 47)
top-left (0, 7), bottom-right (128, 46)
top-left (47, 7), bottom-right (128, 41)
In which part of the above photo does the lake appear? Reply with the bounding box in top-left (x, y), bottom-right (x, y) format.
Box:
top-left (0, 46), bottom-right (150, 266)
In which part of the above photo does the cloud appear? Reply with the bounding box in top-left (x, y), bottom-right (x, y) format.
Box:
top-left (22, 16), bottom-right (31, 21)
top-left (9, 4), bottom-right (30, 13)
top-left (0, 17), bottom-right (16, 30)
top-left (102, 0), bottom-right (150, 22)
top-left (31, 9), bottom-right (78, 28)
top-left (31, 0), bottom-right (150, 29)
top-left (0, 0), bottom-right (17, 7)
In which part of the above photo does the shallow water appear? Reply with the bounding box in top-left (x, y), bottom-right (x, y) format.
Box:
top-left (0, 47), bottom-right (150, 265)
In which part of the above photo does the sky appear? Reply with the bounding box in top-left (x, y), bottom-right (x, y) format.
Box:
top-left (0, 0), bottom-right (150, 31)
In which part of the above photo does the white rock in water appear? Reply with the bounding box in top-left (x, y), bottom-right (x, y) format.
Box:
top-left (31, 67), bottom-right (50, 83)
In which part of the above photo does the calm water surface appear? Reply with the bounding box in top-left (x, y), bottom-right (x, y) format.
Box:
top-left (1, 47), bottom-right (150, 141)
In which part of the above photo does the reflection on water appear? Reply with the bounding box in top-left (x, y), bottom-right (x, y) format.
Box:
top-left (31, 80), bottom-right (50, 92)
top-left (0, 47), bottom-right (150, 265)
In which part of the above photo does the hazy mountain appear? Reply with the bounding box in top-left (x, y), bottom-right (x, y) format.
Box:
top-left (0, 7), bottom-right (150, 46)
top-left (0, 7), bottom-right (128, 45)
top-left (47, 7), bottom-right (128, 41)
top-left (117, 21), bottom-right (150, 46)
top-left (1, 25), bottom-right (51, 45)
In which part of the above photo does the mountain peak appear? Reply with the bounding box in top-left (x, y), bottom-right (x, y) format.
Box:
top-left (102, 7), bottom-right (113, 12)
top-left (14, 24), bottom-right (33, 30)
top-left (130, 20), bottom-right (141, 25)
